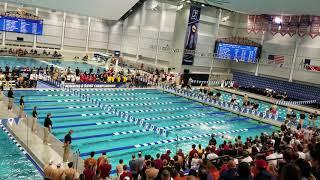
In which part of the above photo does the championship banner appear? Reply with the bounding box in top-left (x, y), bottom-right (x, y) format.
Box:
top-left (298, 15), bottom-right (310, 37)
top-left (309, 16), bottom-right (320, 38)
top-left (247, 15), bottom-right (255, 33)
top-left (270, 16), bottom-right (280, 35)
top-left (254, 15), bottom-right (264, 33)
top-left (182, 5), bottom-right (201, 65)
top-left (288, 16), bottom-right (300, 36)
top-left (280, 16), bottom-right (291, 36)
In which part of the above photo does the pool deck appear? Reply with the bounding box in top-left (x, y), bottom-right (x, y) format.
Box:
top-left (0, 98), bottom-right (82, 178)
top-left (214, 87), bottom-right (320, 113)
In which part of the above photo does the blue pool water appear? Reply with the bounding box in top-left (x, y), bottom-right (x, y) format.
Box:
top-left (12, 89), bottom-right (278, 170)
top-left (0, 56), bottom-right (102, 72)
top-left (0, 129), bottom-right (42, 179)
top-left (211, 89), bottom-right (318, 126)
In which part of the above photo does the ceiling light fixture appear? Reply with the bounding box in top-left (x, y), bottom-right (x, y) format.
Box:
top-left (201, 4), bottom-right (205, 7)
top-left (274, 17), bottom-right (282, 24)
top-left (186, 0), bottom-right (191, 3)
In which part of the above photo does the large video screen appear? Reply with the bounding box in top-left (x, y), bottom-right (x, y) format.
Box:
top-left (215, 42), bottom-right (259, 63)
top-left (0, 16), bottom-right (43, 35)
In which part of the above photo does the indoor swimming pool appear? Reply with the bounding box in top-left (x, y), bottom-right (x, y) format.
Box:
top-left (0, 56), bottom-right (102, 72)
top-left (0, 128), bottom-right (42, 179)
top-left (13, 88), bottom-right (278, 170)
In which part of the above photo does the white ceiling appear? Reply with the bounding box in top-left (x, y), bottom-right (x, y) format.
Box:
top-left (1, 0), bottom-right (139, 20)
top-left (201, 0), bottom-right (320, 16)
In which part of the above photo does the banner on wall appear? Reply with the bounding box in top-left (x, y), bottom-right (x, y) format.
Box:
top-left (182, 5), bottom-right (201, 65)
top-left (247, 15), bottom-right (255, 33)
top-left (280, 16), bottom-right (291, 36)
top-left (254, 15), bottom-right (264, 33)
top-left (309, 16), bottom-right (320, 38)
top-left (298, 15), bottom-right (310, 37)
top-left (288, 16), bottom-right (300, 36)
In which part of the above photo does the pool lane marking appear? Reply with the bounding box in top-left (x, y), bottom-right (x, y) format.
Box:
top-left (108, 102), bottom-right (174, 107)
top-left (93, 97), bottom-right (159, 101)
top-left (79, 127), bottom-right (250, 156)
top-left (44, 92), bottom-right (148, 97)
top-left (52, 111), bottom-right (237, 129)
top-left (124, 107), bottom-right (188, 113)
top-left (60, 120), bottom-right (228, 141)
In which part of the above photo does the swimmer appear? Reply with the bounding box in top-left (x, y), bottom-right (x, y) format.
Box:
top-left (44, 161), bottom-right (55, 180)
top-left (64, 162), bottom-right (77, 180)
top-left (52, 163), bottom-right (64, 180)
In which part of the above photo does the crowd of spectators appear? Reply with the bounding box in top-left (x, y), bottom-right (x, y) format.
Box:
top-left (2, 48), bottom-right (63, 58)
top-left (75, 123), bottom-right (320, 180)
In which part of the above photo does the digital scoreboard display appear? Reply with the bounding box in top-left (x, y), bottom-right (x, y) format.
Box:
top-left (215, 42), bottom-right (259, 63)
top-left (0, 16), bottom-right (43, 35)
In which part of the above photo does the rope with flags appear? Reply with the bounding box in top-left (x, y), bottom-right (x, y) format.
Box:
top-left (275, 100), bottom-right (317, 106)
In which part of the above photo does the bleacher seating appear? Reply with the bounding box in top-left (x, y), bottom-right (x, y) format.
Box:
top-left (232, 71), bottom-right (320, 103)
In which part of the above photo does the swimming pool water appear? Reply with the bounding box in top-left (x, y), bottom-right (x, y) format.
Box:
top-left (0, 129), bottom-right (42, 179)
top-left (12, 89), bottom-right (278, 169)
top-left (0, 56), bottom-right (102, 72)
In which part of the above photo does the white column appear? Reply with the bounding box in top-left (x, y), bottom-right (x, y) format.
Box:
top-left (255, 32), bottom-right (265, 76)
top-left (106, 26), bottom-right (110, 52)
top-left (155, 2), bottom-right (165, 66)
top-left (2, 3), bottom-right (7, 47)
top-left (85, 17), bottom-right (91, 52)
top-left (120, 21), bottom-right (124, 52)
top-left (33, 8), bottom-right (39, 48)
top-left (60, 12), bottom-right (66, 50)
top-left (136, 2), bottom-right (146, 61)
top-left (209, 8), bottom-right (222, 76)
top-left (289, 38), bottom-right (301, 82)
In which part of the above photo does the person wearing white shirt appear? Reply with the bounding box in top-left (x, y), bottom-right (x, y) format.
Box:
top-left (266, 149), bottom-right (283, 167)
top-left (297, 144), bottom-right (306, 160)
top-left (241, 151), bottom-right (253, 163)
top-left (190, 153), bottom-right (202, 171)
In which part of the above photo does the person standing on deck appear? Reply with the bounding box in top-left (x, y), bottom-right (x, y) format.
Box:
top-left (19, 96), bottom-right (24, 118)
top-left (63, 130), bottom-right (73, 162)
top-left (32, 106), bottom-right (38, 133)
top-left (7, 87), bottom-right (13, 111)
top-left (43, 113), bottom-right (52, 145)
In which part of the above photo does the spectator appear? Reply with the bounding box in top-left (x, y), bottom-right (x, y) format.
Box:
top-left (253, 159), bottom-right (273, 180)
top-left (236, 162), bottom-right (252, 180)
top-left (97, 152), bottom-right (108, 170)
top-left (116, 159), bottom-right (124, 177)
top-left (120, 165), bottom-right (133, 180)
top-left (295, 159), bottom-right (316, 180)
top-left (145, 160), bottom-right (159, 180)
top-left (154, 153), bottom-right (163, 170)
top-left (83, 166), bottom-right (95, 180)
top-left (99, 158), bottom-right (111, 179)
top-left (161, 150), bottom-right (171, 162)
top-left (280, 163), bottom-right (301, 180)
top-left (137, 151), bottom-right (145, 176)
top-left (310, 144), bottom-right (320, 179)
top-left (220, 160), bottom-right (237, 180)
top-left (84, 151), bottom-right (97, 169)
top-left (129, 154), bottom-right (139, 180)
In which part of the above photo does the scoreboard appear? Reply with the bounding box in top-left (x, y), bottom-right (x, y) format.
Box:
top-left (215, 42), bottom-right (259, 63)
top-left (0, 16), bottom-right (43, 35)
